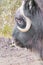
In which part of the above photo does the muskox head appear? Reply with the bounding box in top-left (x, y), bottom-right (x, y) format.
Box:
top-left (12, 0), bottom-right (43, 59)
top-left (12, 0), bottom-right (43, 52)
top-left (13, 0), bottom-right (43, 44)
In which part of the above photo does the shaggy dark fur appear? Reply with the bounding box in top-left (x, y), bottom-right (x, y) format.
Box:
top-left (12, 0), bottom-right (43, 59)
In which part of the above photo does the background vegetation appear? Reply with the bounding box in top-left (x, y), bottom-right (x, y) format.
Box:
top-left (0, 0), bottom-right (21, 37)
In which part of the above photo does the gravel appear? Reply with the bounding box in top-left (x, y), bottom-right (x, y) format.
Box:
top-left (0, 37), bottom-right (43, 65)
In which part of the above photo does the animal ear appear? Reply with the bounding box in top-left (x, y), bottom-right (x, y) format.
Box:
top-left (35, 0), bottom-right (43, 12)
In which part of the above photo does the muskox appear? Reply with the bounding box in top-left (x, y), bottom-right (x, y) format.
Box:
top-left (12, 0), bottom-right (43, 59)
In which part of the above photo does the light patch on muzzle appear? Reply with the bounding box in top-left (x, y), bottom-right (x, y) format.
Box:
top-left (17, 1), bottom-right (32, 32)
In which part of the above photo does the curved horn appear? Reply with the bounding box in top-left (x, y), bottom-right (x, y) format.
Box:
top-left (17, 1), bottom-right (31, 32)
top-left (17, 17), bottom-right (31, 32)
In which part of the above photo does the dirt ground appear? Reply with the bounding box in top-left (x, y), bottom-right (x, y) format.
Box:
top-left (0, 37), bottom-right (43, 65)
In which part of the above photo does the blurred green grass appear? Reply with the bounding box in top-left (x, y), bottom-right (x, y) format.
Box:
top-left (0, 0), bottom-right (21, 37)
